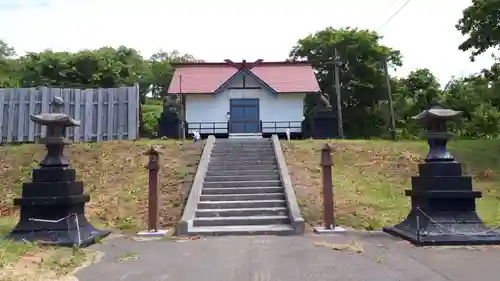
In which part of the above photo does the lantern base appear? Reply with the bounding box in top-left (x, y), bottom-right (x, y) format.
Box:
top-left (7, 221), bottom-right (110, 247)
top-left (5, 167), bottom-right (110, 248)
top-left (384, 161), bottom-right (500, 246)
top-left (384, 221), bottom-right (500, 246)
top-left (311, 109), bottom-right (338, 139)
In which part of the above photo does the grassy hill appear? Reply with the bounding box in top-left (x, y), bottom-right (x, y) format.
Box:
top-left (2, 137), bottom-right (500, 279)
top-left (283, 139), bottom-right (500, 230)
top-left (0, 139), bottom-right (202, 280)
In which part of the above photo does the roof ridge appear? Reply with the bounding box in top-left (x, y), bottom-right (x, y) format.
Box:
top-left (172, 60), bottom-right (312, 68)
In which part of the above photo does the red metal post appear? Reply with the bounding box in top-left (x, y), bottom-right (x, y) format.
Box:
top-left (145, 146), bottom-right (160, 232)
top-left (320, 143), bottom-right (334, 229)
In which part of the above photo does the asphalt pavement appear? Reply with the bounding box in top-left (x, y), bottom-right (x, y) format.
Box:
top-left (76, 231), bottom-right (500, 281)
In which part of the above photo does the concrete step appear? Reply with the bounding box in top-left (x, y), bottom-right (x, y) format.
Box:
top-left (216, 138), bottom-right (270, 143)
top-left (197, 199), bottom-right (286, 209)
top-left (212, 144), bottom-right (273, 148)
top-left (212, 148), bottom-right (274, 155)
top-left (199, 193), bottom-right (285, 202)
top-left (209, 161), bottom-right (277, 168)
top-left (211, 149), bottom-right (275, 154)
top-left (193, 215), bottom-right (289, 227)
top-left (207, 164), bottom-right (278, 171)
top-left (214, 142), bottom-right (271, 145)
top-left (210, 155), bottom-right (276, 160)
top-left (213, 144), bottom-right (272, 148)
top-left (205, 169), bottom-right (279, 177)
top-left (186, 224), bottom-right (294, 236)
top-left (195, 207), bottom-right (288, 217)
top-left (213, 143), bottom-right (272, 147)
top-left (210, 159), bottom-right (277, 165)
top-left (203, 180), bottom-right (281, 188)
top-left (210, 156), bottom-right (275, 161)
top-left (201, 186), bottom-right (284, 195)
top-left (228, 133), bottom-right (263, 139)
top-left (203, 174), bottom-right (280, 182)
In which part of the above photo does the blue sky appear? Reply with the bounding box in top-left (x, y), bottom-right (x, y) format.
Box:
top-left (0, 0), bottom-right (496, 84)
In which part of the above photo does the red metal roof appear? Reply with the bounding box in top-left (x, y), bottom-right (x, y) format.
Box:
top-left (167, 60), bottom-right (320, 94)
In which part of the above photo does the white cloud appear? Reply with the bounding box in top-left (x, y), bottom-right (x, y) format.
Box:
top-left (0, 0), bottom-right (496, 84)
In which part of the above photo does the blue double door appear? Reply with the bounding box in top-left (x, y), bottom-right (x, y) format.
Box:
top-left (229, 99), bottom-right (260, 133)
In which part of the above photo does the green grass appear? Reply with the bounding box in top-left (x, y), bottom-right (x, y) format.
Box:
top-left (283, 139), bottom-right (500, 230)
top-left (0, 217), bottom-right (37, 270)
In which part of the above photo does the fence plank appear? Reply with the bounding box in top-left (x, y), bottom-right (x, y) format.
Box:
top-left (6, 90), bottom-right (15, 142)
top-left (16, 89), bottom-right (26, 142)
top-left (108, 88), bottom-right (115, 140)
top-left (40, 88), bottom-right (50, 138)
top-left (117, 88), bottom-right (124, 140)
top-left (0, 88), bottom-right (5, 141)
top-left (135, 84), bottom-right (140, 140)
top-left (74, 89), bottom-right (81, 142)
top-left (97, 88), bottom-right (103, 141)
top-left (28, 89), bottom-right (35, 142)
top-left (84, 89), bottom-right (93, 141)
top-left (127, 86), bottom-right (136, 140)
top-left (62, 88), bottom-right (70, 138)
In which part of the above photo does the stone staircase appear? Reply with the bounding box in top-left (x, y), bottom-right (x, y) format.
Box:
top-left (178, 136), bottom-right (304, 236)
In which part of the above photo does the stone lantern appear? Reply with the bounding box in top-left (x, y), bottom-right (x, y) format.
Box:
top-left (383, 105), bottom-right (500, 246)
top-left (7, 97), bottom-right (110, 247)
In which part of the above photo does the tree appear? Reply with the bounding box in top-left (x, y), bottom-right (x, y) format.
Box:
top-left (139, 50), bottom-right (202, 101)
top-left (390, 69), bottom-right (443, 137)
top-left (0, 40), bottom-right (18, 87)
top-left (290, 27), bottom-right (402, 137)
top-left (17, 46), bottom-right (146, 88)
top-left (456, 0), bottom-right (500, 61)
top-left (0, 40), bottom-right (15, 59)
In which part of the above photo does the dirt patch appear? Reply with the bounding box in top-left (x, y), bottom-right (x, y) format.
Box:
top-left (0, 244), bottom-right (98, 281)
top-left (283, 139), bottom-right (500, 230)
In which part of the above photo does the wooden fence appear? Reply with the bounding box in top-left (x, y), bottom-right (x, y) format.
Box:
top-left (0, 85), bottom-right (140, 143)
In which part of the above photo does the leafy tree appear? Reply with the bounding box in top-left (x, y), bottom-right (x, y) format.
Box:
top-left (0, 40), bottom-right (18, 87)
top-left (390, 69), bottom-right (443, 138)
top-left (456, 0), bottom-right (500, 61)
top-left (0, 40), bottom-right (15, 59)
top-left (18, 46), bottom-right (146, 88)
top-left (139, 50), bottom-right (202, 102)
top-left (290, 27), bottom-right (402, 137)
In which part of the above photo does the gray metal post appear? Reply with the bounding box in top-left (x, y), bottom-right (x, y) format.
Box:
top-left (334, 47), bottom-right (344, 139)
top-left (382, 57), bottom-right (397, 141)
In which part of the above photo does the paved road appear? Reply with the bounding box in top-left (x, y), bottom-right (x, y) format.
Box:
top-left (76, 231), bottom-right (500, 281)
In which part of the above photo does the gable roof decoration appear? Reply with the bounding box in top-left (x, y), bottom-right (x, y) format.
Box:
top-left (167, 59), bottom-right (321, 94)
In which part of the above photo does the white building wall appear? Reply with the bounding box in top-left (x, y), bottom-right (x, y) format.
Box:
top-left (185, 72), bottom-right (306, 134)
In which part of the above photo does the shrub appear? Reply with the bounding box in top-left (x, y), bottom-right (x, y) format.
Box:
top-left (142, 111), bottom-right (159, 137)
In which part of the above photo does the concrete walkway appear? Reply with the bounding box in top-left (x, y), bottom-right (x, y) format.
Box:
top-left (76, 231), bottom-right (500, 281)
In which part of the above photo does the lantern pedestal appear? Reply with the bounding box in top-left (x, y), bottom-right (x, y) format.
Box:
top-left (383, 106), bottom-right (500, 246)
top-left (8, 165), bottom-right (110, 247)
top-left (311, 109), bottom-right (338, 139)
top-left (6, 98), bottom-right (110, 247)
top-left (383, 160), bottom-right (500, 245)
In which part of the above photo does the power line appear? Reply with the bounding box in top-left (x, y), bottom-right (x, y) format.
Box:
top-left (382, 0), bottom-right (401, 14)
top-left (377, 0), bottom-right (413, 32)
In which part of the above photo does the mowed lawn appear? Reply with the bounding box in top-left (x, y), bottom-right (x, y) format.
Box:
top-left (283, 139), bottom-right (500, 230)
top-left (0, 139), bottom-right (203, 280)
